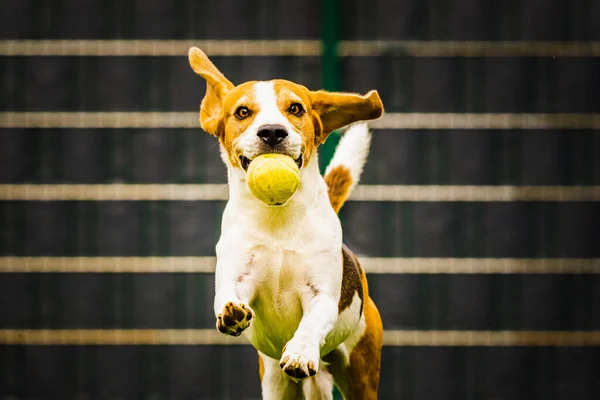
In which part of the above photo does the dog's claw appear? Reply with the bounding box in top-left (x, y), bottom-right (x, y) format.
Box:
top-left (279, 356), bottom-right (290, 369)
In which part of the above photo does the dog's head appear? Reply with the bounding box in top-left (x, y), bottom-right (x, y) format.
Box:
top-left (188, 47), bottom-right (383, 174)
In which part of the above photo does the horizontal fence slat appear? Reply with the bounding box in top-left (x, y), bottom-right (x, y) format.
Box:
top-left (1, 184), bottom-right (599, 202)
top-left (0, 40), bottom-right (321, 56)
top-left (350, 185), bottom-right (600, 202)
top-left (369, 113), bottom-right (600, 130)
top-left (0, 184), bottom-right (230, 201)
top-left (1, 257), bottom-right (598, 274)
top-left (382, 330), bottom-right (600, 346)
top-left (0, 112), bottom-right (199, 129)
top-left (2, 112), bottom-right (599, 129)
top-left (0, 329), bottom-right (242, 345)
top-left (0, 257), bottom-right (216, 273)
top-left (1, 40), bottom-right (599, 58)
top-left (0, 329), bottom-right (598, 346)
top-left (362, 258), bottom-right (600, 274)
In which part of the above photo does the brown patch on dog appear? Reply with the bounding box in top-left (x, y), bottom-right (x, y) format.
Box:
top-left (338, 244), bottom-right (364, 313)
top-left (344, 259), bottom-right (382, 398)
top-left (310, 89), bottom-right (384, 143)
top-left (345, 296), bottom-right (383, 399)
top-left (258, 352), bottom-right (264, 381)
top-left (324, 165), bottom-right (353, 214)
top-left (325, 269), bottom-right (383, 399)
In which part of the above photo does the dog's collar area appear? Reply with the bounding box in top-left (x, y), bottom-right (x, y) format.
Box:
top-left (239, 155), bottom-right (303, 171)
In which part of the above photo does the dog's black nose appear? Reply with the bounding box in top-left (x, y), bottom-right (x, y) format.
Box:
top-left (257, 125), bottom-right (288, 147)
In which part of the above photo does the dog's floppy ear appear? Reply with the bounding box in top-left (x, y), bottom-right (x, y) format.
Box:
top-left (188, 47), bottom-right (235, 136)
top-left (309, 90), bottom-right (383, 143)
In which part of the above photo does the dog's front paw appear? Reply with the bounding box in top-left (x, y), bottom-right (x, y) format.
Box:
top-left (279, 340), bottom-right (319, 379)
top-left (216, 302), bottom-right (253, 336)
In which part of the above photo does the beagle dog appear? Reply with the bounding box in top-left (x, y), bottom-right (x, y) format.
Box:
top-left (188, 47), bottom-right (384, 400)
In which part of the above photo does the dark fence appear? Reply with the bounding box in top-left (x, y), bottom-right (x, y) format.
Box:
top-left (1, 1), bottom-right (599, 399)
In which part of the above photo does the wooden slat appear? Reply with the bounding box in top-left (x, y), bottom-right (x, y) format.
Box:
top-left (349, 185), bottom-right (600, 202)
top-left (361, 258), bottom-right (600, 274)
top-left (0, 40), bottom-right (321, 56)
top-left (369, 113), bottom-right (600, 130)
top-left (2, 112), bottom-right (600, 129)
top-left (0, 112), bottom-right (198, 128)
top-left (0, 329), bottom-right (243, 345)
top-left (0, 184), bottom-right (230, 201)
top-left (382, 330), bottom-right (600, 346)
top-left (0, 257), bottom-right (216, 273)
top-left (1, 257), bottom-right (598, 274)
top-left (1, 40), bottom-right (599, 57)
top-left (1, 329), bottom-right (599, 346)
top-left (1, 184), bottom-right (598, 202)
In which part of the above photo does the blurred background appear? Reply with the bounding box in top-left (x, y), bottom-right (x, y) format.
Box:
top-left (0, 0), bottom-right (599, 399)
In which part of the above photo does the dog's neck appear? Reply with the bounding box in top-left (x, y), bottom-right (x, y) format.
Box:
top-left (224, 151), bottom-right (329, 228)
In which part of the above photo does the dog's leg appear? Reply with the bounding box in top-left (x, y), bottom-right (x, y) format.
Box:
top-left (213, 243), bottom-right (257, 336)
top-left (259, 351), bottom-right (303, 400)
top-left (279, 281), bottom-right (340, 379)
top-left (301, 368), bottom-right (334, 400)
top-left (326, 296), bottom-right (382, 400)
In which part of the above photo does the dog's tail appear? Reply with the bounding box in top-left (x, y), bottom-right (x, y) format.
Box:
top-left (323, 123), bottom-right (372, 214)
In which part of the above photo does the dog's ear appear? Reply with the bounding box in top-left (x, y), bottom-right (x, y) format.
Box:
top-left (188, 47), bottom-right (235, 136)
top-left (309, 90), bottom-right (383, 143)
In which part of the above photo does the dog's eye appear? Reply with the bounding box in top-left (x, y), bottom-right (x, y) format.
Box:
top-left (235, 106), bottom-right (251, 119)
top-left (288, 103), bottom-right (304, 116)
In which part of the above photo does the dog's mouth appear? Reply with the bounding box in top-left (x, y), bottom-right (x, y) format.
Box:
top-left (240, 155), bottom-right (303, 171)
top-left (240, 156), bottom-right (252, 170)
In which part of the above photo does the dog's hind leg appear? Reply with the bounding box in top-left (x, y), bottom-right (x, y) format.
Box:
top-left (302, 366), bottom-right (334, 400)
top-left (325, 296), bottom-right (383, 400)
top-left (259, 351), bottom-right (303, 400)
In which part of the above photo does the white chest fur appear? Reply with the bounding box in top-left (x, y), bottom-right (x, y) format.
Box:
top-left (214, 156), bottom-right (361, 359)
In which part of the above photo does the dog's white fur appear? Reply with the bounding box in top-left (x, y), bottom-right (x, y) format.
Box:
top-left (214, 82), bottom-right (371, 398)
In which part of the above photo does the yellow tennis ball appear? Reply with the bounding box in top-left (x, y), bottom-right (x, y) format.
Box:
top-left (247, 153), bottom-right (300, 206)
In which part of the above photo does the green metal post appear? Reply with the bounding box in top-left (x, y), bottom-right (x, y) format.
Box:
top-left (321, 2), bottom-right (344, 399)
top-left (319, 0), bottom-right (342, 174)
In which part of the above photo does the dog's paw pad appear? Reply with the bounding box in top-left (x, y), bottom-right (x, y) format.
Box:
top-left (216, 302), bottom-right (253, 336)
